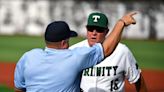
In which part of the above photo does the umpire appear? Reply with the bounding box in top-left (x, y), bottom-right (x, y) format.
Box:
top-left (14, 12), bottom-right (137, 92)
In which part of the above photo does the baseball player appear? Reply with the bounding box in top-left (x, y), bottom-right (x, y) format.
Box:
top-left (14, 12), bottom-right (137, 92)
top-left (70, 12), bottom-right (147, 92)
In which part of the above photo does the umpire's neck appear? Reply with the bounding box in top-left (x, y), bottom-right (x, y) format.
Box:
top-left (45, 39), bottom-right (69, 49)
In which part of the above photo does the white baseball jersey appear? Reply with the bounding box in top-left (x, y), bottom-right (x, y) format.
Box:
top-left (69, 40), bottom-right (141, 92)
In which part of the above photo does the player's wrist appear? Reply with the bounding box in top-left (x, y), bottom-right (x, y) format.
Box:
top-left (119, 19), bottom-right (126, 26)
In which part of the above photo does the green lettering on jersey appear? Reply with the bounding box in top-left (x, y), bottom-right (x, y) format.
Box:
top-left (83, 68), bottom-right (90, 76)
top-left (96, 67), bottom-right (101, 76)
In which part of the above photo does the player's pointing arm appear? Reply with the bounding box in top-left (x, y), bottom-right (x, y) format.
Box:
top-left (102, 12), bottom-right (137, 57)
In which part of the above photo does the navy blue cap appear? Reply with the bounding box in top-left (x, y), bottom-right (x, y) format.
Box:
top-left (45, 21), bottom-right (78, 42)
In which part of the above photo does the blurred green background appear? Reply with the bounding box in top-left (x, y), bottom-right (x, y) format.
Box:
top-left (0, 35), bottom-right (164, 70)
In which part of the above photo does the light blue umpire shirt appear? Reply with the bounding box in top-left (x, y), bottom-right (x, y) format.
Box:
top-left (14, 43), bottom-right (104, 92)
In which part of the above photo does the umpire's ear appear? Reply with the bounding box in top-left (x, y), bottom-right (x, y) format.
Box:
top-left (61, 39), bottom-right (69, 49)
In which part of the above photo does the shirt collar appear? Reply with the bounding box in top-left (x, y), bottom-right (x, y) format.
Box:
top-left (44, 47), bottom-right (68, 53)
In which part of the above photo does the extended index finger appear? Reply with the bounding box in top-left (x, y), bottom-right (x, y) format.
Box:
top-left (128, 11), bottom-right (137, 16)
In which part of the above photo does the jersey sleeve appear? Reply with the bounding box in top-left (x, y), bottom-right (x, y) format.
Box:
top-left (72, 43), bottom-right (104, 70)
top-left (14, 53), bottom-right (27, 90)
top-left (124, 47), bottom-right (141, 84)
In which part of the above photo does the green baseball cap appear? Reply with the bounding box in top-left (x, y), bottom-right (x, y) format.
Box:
top-left (87, 12), bottom-right (108, 28)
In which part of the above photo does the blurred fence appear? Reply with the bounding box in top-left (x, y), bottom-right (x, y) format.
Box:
top-left (0, 0), bottom-right (164, 40)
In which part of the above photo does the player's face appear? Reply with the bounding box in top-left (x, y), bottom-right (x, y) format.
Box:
top-left (86, 26), bottom-right (108, 46)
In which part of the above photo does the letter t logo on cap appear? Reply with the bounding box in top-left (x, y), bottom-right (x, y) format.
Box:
top-left (92, 15), bottom-right (100, 22)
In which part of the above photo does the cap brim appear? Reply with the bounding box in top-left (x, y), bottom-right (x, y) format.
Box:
top-left (86, 25), bottom-right (108, 29)
top-left (70, 30), bottom-right (78, 37)
top-left (86, 25), bottom-right (107, 29)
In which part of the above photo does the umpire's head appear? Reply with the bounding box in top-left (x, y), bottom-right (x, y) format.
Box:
top-left (44, 21), bottom-right (78, 49)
